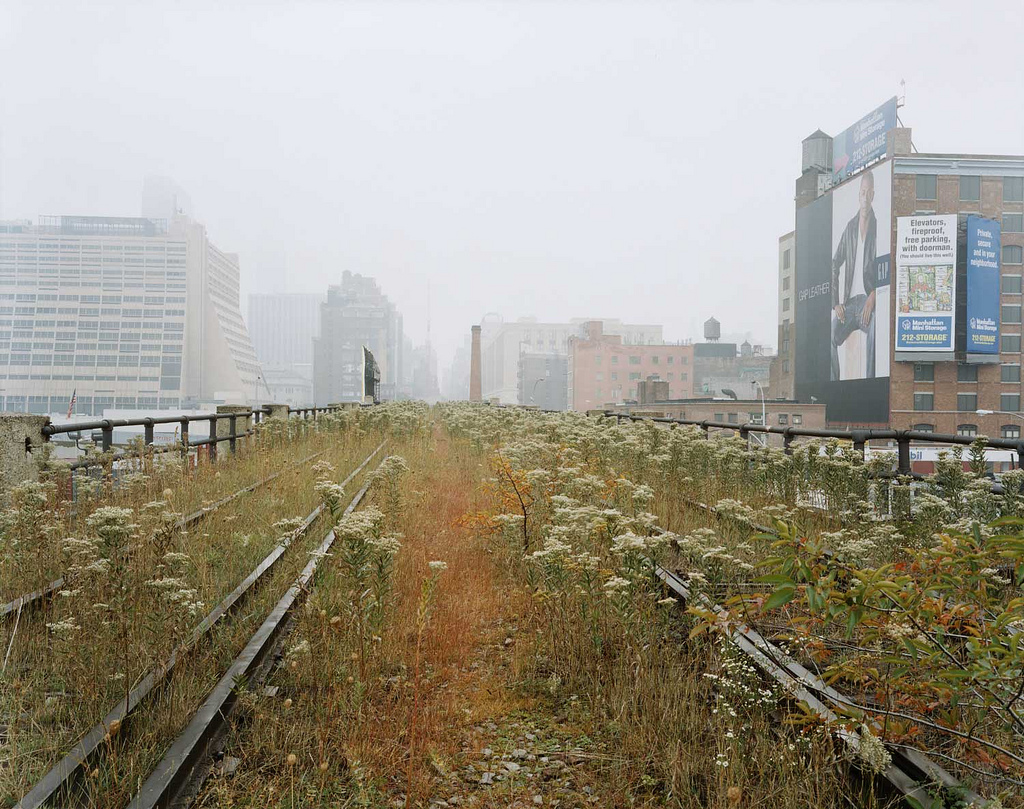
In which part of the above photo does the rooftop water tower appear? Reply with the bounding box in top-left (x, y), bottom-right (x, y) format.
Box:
top-left (704, 317), bottom-right (721, 342)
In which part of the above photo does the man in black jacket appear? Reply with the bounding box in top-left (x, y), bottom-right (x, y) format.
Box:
top-left (831, 168), bottom-right (878, 380)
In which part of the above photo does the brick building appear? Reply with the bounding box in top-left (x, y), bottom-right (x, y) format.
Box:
top-left (889, 149), bottom-right (1024, 438)
top-left (791, 108), bottom-right (1024, 436)
top-left (568, 320), bottom-right (693, 411)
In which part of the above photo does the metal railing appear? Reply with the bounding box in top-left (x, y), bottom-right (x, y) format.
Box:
top-left (604, 411), bottom-right (1024, 477)
top-left (39, 404), bottom-right (347, 470)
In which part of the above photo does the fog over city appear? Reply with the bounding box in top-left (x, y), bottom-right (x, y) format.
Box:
top-left (1, 0), bottom-right (1022, 385)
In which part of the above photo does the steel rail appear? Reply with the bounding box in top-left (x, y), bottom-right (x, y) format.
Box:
top-left (127, 472), bottom-right (377, 809)
top-left (655, 564), bottom-right (986, 806)
top-left (1, 449), bottom-right (326, 624)
top-left (12, 441), bottom-right (385, 809)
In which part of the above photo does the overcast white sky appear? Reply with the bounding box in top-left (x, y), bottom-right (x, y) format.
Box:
top-left (2, 1), bottom-right (1022, 370)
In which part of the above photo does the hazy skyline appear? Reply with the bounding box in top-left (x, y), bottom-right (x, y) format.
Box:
top-left (3, 1), bottom-right (1022, 368)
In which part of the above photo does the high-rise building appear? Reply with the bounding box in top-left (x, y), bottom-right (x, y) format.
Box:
top-left (247, 293), bottom-right (324, 368)
top-left (771, 231), bottom-right (796, 399)
top-left (791, 100), bottom-right (1024, 436)
top-left (0, 214), bottom-right (261, 415)
top-left (312, 271), bottom-right (402, 404)
top-left (481, 317), bottom-right (663, 404)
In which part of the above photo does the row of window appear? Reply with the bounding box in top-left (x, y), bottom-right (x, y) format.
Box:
top-left (711, 412), bottom-right (805, 425)
top-left (913, 392), bottom-right (1020, 412)
top-left (916, 174), bottom-right (1024, 202)
top-left (595, 354), bottom-right (689, 365)
top-left (0, 395), bottom-right (182, 415)
top-left (594, 371), bottom-right (689, 382)
top-left (913, 362), bottom-right (1023, 382)
top-left (910, 423), bottom-right (1021, 440)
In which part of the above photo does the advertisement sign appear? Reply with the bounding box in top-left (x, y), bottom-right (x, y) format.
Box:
top-left (832, 97), bottom-right (898, 185)
top-left (795, 160), bottom-right (891, 423)
top-left (830, 161), bottom-right (891, 381)
top-left (966, 216), bottom-right (1001, 354)
top-left (894, 215), bottom-right (957, 351)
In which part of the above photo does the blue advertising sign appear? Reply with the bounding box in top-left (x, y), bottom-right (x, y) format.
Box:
top-left (832, 97), bottom-right (898, 185)
top-left (894, 215), bottom-right (957, 352)
top-left (966, 215), bottom-right (1001, 354)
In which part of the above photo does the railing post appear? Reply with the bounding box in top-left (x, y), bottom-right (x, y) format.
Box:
top-left (101, 420), bottom-right (113, 453)
top-left (783, 427), bottom-right (794, 455)
top-left (208, 417), bottom-right (218, 464)
top-left (143, 417), bottom-right (154, 448)
top-left (897, 431), bottom-right (911, 476)
top-left (180, 417), bottom-right (190, 458)
top-left (700, 420), bottom-right (709, 438)
top-left (851, 429), bottom-right (868, 459)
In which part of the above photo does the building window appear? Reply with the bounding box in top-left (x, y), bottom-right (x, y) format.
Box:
top-left (1003, 334), bottom-right (1022, 353)
top-left (714, 413), bottom-right (723, 422)
top-left (778, 413), bottom-right (788, 425)
top-left (681, 372), bottom-right (688, 381)
top-left (957, 363), bottom-right (979, 382)
top-left (782, 359), bottom-right (790, 373)
top-left (957, 424), bottom-right (978, 437)
top-left (1004, 213), bottom-right (1024, 233)
top-left (914, 393), bottom-right (934, 411)
top-left (913, 423), bottom-right (936, 433)
top-left (957, 392), bottom-right (978, 411)
top-left (1003, 364), bottom-right (1022, 383)
top-left (792, 414), bottom-right (803, 425)
top-left (727, 413), bottom-right (738, 424)
top-left (782, 276), bottom-right (790, 290)
top-left (667, 356), bottom-right (674, 364)
top-left (1001, 393), bottom-right (1021, 412)
top-left (782, 298), bottom-right (790, 311)
top-left (611, 356), bottom-right (619, 364)
top-left (1005, 176), bottom-right (1024, 202)
top-left (595, 372), bottom-right (603, 382)
top-left (916, 174), bottom-right (937, 200)
top-left (1002, 424), bottom-right (1021, 439)
top-left (595, 354), bottom-right (602, 364)
top-left (611, 372), bottom-right (618, 381)
top-left (651, 356), bottom-right (659, 364)
top-left (913, 363), bottom-right (934, 382)
top-left (629, 356), bottom-right (641, 365)
top-left (1003, 275), bottom-right (1023, 294)
top-left (667, 372), bottom-right (674, 380)
top-left (1002, 304), bottom-right (1022, 324)
top-left (1004, 245), bottom-right (1023, 265)
top-left (783, 249), bottom-right (791, 270)
top-left (960, 175), bottom-right (981, 202)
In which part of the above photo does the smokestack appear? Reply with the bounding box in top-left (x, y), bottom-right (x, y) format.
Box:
top-left (469, 325), bottom-right (482, 402)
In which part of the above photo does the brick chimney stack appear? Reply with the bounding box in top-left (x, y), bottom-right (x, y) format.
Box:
top-left (469, 325), bottom-right (482, 402)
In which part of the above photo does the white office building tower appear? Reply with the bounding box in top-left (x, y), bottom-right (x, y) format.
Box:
top-left (0, 214), bottom-right (261, 415)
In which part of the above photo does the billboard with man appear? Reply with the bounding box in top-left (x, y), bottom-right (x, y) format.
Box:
top-left (796, 161), bottom-right (892, 423)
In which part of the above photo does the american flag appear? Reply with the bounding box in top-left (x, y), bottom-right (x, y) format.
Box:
top-left (66, 388), bottom-right (77, 419)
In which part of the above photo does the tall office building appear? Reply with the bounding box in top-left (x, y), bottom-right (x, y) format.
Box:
top-left (313, 271), bottom-right (403, 404)
top-left (0, 214), bottom-right (261, 414)
top-left (247, 293), bottom-right (324, 367)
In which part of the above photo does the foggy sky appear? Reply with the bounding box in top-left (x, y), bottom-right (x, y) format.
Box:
top-left (2, 1), bottom-right (1022, 372)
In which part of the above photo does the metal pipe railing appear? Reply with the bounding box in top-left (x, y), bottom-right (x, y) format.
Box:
top-left (605, 411), bottom-right (1024, 476)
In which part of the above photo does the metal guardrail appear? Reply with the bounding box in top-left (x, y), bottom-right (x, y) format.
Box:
top-left (39, 405), bottom-right (347, 470)
top-left (606, 411), bottom-right (1024, 476)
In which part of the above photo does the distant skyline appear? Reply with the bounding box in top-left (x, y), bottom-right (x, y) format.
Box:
top-left (2, 1), bottom-right (1022, 367)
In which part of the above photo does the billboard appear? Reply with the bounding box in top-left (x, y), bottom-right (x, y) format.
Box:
top-left (966, 216), bottom-right (1001, 354)
top-left (894, 215), bottom-right (957, 352)
top-left (795, 161), bottom-right (891, 423)
top-left (832, 97), bottom-right (898, 185)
